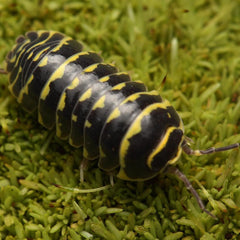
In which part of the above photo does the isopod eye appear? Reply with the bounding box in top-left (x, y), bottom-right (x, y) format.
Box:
top-left (150, 128), bottom-right (183, 172)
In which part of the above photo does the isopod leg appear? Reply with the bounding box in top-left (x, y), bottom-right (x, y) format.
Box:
top-left (166, 166), bottom-right (217, 219)
top-left (109, 174), bottom-right (114, 186)
top-left (80, 158), bottom-right (89, 182)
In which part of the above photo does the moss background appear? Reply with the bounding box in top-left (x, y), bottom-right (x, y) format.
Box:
top-left (0, 0), bottom-right (240, 239)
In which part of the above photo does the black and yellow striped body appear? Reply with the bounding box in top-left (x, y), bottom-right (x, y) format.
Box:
top-left (6, 31), bottom-right (184, 181)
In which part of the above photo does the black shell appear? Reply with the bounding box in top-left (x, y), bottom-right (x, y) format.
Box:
top-left (6, 31), bottom-right (184, 181)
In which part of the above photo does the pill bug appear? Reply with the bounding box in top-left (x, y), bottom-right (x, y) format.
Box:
top-left (1, 30), bottom-right (239, 218)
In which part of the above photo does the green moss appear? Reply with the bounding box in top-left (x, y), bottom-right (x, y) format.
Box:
top-left (0, 0), bottom-right (240, 239)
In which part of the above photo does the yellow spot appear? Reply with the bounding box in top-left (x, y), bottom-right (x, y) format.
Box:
top-left (117, 168), bottom-right (133, 181)
top-left (106, 108), bottom-right (120, 123)
top-left (57, 92), bottom-right (66, 111)
top-left (79, 88), bottom-right (92, 102)
top-left (99, 76), bottom-right (110, 82)
top-left (112, 82), bottom-right (126, 90)
top-left (83, 63), bottom-right (98, 73)
top-left (83, 148), bottom-right (89, 159)
top-left (67, 77), bottom-right (80, 90)
top-left (99, 146), bottom-right (107, 159)
top-left (56, 123), bottom-right (62, 137)
top-left (92, 96), bottom-right (105, 110)
top-left (85, 120), bottom-right (92, 128)
top-left (38, 56), bottom-right (48, 67)
top-left (122, 92), bottom-right (142, 103)
top-left (72, 114), bottom-right (77, 122)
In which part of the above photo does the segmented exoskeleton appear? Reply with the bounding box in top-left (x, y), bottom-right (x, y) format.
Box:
top-left (3, 30), bottom-right (239, 218)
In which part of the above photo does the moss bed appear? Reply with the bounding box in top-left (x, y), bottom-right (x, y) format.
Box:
top-left (0, 0), bottom-right (240, 239)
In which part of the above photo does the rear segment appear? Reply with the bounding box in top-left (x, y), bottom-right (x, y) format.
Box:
top-left (100, 98), bottom-right (184, 181)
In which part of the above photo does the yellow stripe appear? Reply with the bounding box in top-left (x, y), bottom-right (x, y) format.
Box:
top-left (168, 147), bottom-right (183, 164)
top-left (10, 30), bottom-right (48, 71)
top-left (83, 63), bottom-right (99, 73)
top-left (117, 167), bottom-right (159, 181)
top-left (19, 37), bottom-right (81, 101)
top-left (115, 72), bottom-right (128, 76)
top-left (121, 92), bottom-right (142, 103)
top-left (12, 32), bottom-right (66, 97)
top-left (78, 51), bottom-right (96, 56)
top-left (38, 112), bottom-right (43, 125)
top-left (8, 45), bottom-right (29, 86)
top-left (51, 36), bottom-right (72, 52)
top-left (40, 52), bottom-right (82, 101)
top-left (56, 77), bottom-right (80, 133)
top-left (57, 92), bottom-right (66, 111)
top-left (27, 51), bottom-right (33, 60)
top-left (120, 90), bottom-right (159, 105)
top-left (99, 76), bottom-right (110, 82)
top-left (119, 101), bottom-right (171, 167)
top-left (146, 126), bottom-right (180, 169)
top-left (111, 82), bottom-right (126, 90)
top-left (40, 64), bottom-right (65, 100)
top-left (8, 37), bottom-right (31, 65)
top-left (33, 46), bottom-right (50, 61)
